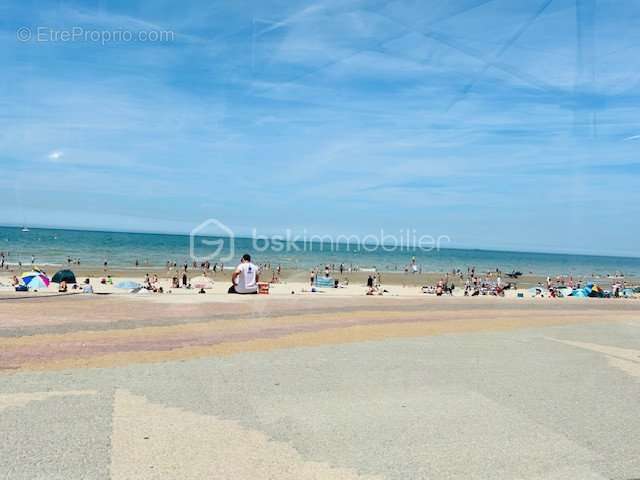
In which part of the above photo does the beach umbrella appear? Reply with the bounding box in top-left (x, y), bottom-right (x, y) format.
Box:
top-left (116, 280), bottom-right (141, 289)
top-left (21, 270), bottom-right (42, 278)
top-left (23, 272), bottom-right (50, 290)
top-left (192, 276), bottom-right (214, 289)
top-left (21, 271), bottom-right (50, 289)
top-left (52, 269), bottom-right (76, 284)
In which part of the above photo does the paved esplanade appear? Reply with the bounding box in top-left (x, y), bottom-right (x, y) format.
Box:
top-left (1, 299), bottom-right (639, 479)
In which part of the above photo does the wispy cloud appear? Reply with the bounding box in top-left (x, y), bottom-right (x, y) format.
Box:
top-left (255, 4), bottom-right (326, 37)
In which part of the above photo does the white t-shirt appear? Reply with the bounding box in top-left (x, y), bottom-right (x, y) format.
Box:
top-left (235, 262), bottom-right (258, 293)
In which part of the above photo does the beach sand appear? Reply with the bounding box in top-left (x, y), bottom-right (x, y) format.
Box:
top-left (1, 264), bottom-right (635, 294)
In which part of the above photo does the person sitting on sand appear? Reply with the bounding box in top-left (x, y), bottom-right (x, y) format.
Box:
top-left (10, 275), bottom-right (20, 287)
top-left (366, 285), bottom-right (383, 296)
top-left (228, 254), bottom-right (259, 294)
top-left (82, 278), bottom-right (93, 294)
top-left (58, 280), bottom-right (67, 293)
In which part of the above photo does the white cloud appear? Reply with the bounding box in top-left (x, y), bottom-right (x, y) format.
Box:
top-left (47, 150), bottom-right (64, 161)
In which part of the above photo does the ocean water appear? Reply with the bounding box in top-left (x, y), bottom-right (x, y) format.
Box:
top-left (1, 226), bottom-right (639, 276)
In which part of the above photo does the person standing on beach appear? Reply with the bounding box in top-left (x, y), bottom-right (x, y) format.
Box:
top-left (228, 254), bottom-right (259, 294)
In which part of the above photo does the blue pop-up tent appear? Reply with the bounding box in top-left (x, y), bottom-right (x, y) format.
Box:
top-left (569, 283), bottom-right (604, 298)
top-left (571, 288), bottom-right (589, 297)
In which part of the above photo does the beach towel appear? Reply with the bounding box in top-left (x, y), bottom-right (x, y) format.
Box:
top-left (315, 276), bottom-right (334, 288)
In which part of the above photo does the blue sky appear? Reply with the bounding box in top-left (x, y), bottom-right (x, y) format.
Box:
top-left (0, 0), bottom-right (639, 256)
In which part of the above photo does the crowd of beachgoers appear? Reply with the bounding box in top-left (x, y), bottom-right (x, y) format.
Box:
top-left (1, 249), bottom-right (638, 299)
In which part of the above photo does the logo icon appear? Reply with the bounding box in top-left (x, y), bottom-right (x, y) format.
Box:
top-left (190, 219), bottom-right (235, 262)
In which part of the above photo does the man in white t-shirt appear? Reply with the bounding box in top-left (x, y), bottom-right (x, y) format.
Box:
top-left (228, 254), bottom-right (259, 294)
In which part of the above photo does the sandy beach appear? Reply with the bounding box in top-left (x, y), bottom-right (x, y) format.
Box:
top-left (2, 265), bottom-right (637, 296)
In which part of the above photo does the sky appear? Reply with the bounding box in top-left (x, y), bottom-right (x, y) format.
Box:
top-left (0, 0), bottom-right (639, 256)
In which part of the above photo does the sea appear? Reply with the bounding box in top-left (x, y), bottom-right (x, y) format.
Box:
top-left (1, 226), bottom-right (639, 277)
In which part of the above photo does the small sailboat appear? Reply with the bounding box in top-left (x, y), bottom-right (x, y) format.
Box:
top-left (21, 226), bottom-right (30, 232)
